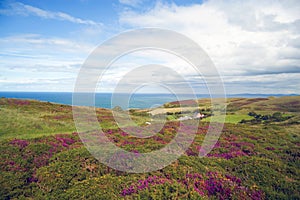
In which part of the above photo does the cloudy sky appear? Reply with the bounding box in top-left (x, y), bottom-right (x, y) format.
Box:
top-left (0, 0), bottom-right (299, 94)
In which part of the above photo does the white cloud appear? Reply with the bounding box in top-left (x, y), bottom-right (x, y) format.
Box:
top-left (0, 2), bottom-right (102, 26)
top-left (0, 34), bottom-right (94, 58)
top-left (1, 0), bottom-right (299, 94)
top-left (118, 0), bottom-right (300, 93)
top-left (0, 34), bottom-right (97, 92)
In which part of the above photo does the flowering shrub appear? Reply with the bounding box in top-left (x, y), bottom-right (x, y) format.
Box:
top-left (121, 172), bottom-right (263, 199)
top-left (121, 176), bottom-right (172, 196)
top-left (192, 172), bottom-right (263, 199)
top-left (185, 136), bottom-right (255, 159)
top-left (265, 147), bottom-right (276, 151)
top-left (7, 99), bottom-right (31, 106)
top-left (55, 135), bottom-right (76, 147)
top-left (1, 133), bottom-right (80, 184)
top-left (206, 137), bottom-right (255, 159)
top-left (10, 139), bottom-right (29, 149)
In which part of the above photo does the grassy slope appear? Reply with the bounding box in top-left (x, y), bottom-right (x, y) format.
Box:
top-left (0, 98), bottom-right (77, 139)
top-left (0, 96), bottom-right (299, 199)
top-left (0, 98), bottom-right (149, 140)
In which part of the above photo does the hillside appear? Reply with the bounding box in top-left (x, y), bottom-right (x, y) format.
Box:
top-left (0, 96), bottom-right (299, 199)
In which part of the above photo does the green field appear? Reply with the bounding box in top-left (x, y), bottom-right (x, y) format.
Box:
top-left (0, 98), bottom-right (76, 139)
top-left (201, 114), bottom-right (253, 124)
top-left (0, 96), bottom-right (299, 199)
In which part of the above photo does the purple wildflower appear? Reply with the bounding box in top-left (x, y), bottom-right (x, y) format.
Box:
top-left (265, 147), bottom-right (275, 151)
top-left (10, 139), bottom-right (29, 149)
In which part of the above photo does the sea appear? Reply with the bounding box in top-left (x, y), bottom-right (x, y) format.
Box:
top-left (0, 92), bottom-right (297, 109)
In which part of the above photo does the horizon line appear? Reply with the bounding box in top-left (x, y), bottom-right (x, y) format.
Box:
top-left (0, 91), bottom-right (299, 96)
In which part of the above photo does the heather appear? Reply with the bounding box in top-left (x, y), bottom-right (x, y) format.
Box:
top-left (0, 96), bottom-right (299, 199)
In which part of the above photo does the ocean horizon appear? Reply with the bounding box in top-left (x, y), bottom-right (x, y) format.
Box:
top-left (0, 91), bottom-right (298, 109)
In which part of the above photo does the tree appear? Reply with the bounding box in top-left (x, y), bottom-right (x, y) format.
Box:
top-left (272, 112), bottom-right (283, 121)
top-left (248, 111), bottom-right (257, 117)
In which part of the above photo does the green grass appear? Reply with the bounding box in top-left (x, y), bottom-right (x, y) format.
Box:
top-left (0, 99), bottom-right (76, 139)
top-left (201, 114), bottom-right (253, 124)
top-left (0, 98), bottom-right (152, 140)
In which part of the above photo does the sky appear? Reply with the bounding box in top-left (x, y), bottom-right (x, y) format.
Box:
top-left (0, 0), bottom-right (299, 94)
